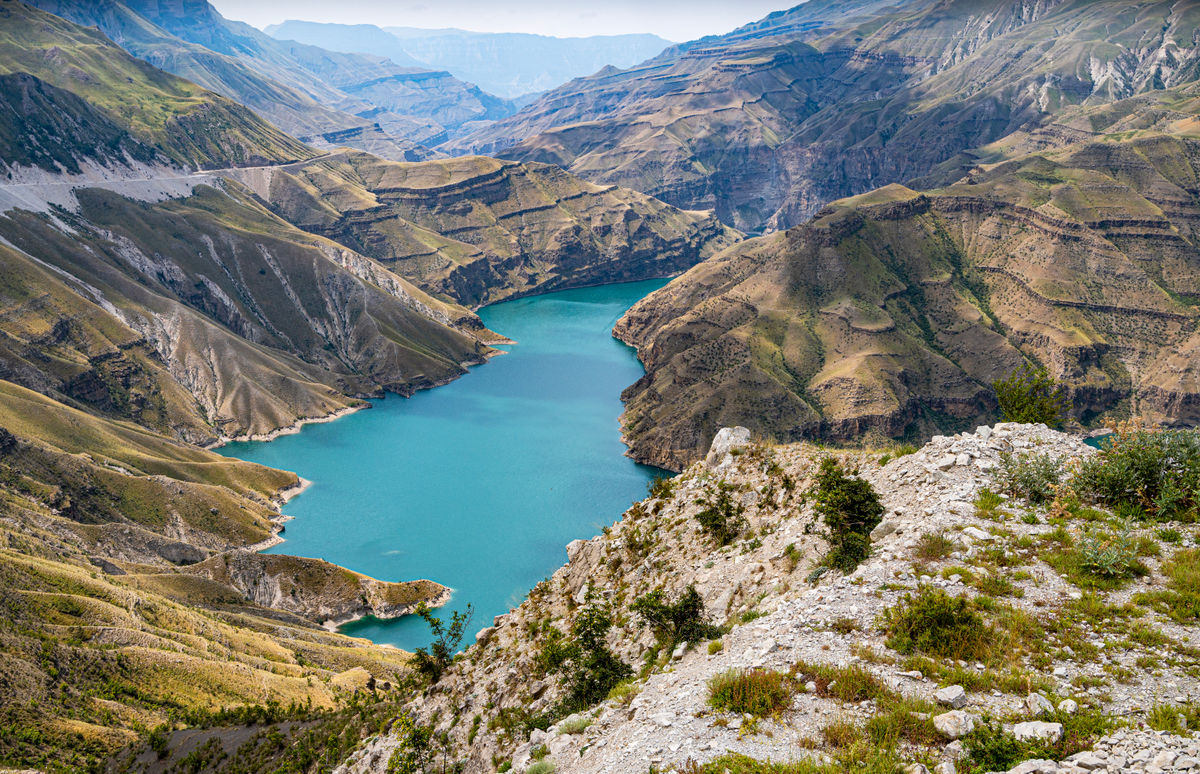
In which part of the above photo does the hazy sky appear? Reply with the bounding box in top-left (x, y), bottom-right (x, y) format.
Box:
top-left (208, 0), bottom-right (793, 41)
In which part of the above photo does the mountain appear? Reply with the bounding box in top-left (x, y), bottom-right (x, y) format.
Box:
top-left (612, 79), bottom-right (1200, 468)
top-left (0, 0), bottom-right (310, 170)
top-left (267, 20), bottom-right (671, 100)
top-left (25, 0), bottom-right (514, 153)
top-left (455, 0), bottom-right (1200, 233)
top-left (235, 150), bottom-right (738, 308)
top-left (24, 0), bottom-right (433, 160)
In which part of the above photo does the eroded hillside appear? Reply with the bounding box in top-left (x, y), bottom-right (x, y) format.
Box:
top-left (458, 0), bottom-right (1200, 233)
top-left (232, 151), bottom-right (739, 308)
top-left (614, 113), bottom-right (1200, 469)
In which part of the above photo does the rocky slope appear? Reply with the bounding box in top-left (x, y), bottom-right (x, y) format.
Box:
top-left (342, 424), bottom-right (1200, 774)
top-left (612, 103), bottom-right (1200, 469)
top-left (0, 0), bottom-right (312, 171)
top-left (234, 150), bottom-right (739, 308)
top-left (455, 0), bottom-right (1200, 233)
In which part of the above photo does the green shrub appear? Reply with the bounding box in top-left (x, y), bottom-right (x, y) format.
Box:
top-left (553, 597), bottom-right (632, 714)
top-left (526, 761), bottom-right (555, 774)
top-left (695, 482), bottom-right (747, 545)
top-left (1077, 529), bottom-right (1143, 580)
top-left (386, 715), bottom-right (434, 774)
top-left (1073, 427), bottom-right (1200, 522)
top-left (630, 585), bottom-right (720, 646)
top-left (791, 661), bottom-right (894, 703)
top-left (882, 588), bottom-right (992, 661)
top-left (994, 365), bottom-right (1068, 427)
top-left (964, 709), bottom-right (1111, 771)
top-left (995, 452), bottom-right (1063, 505)
top-left (913, 531), bottom-right (958, 562)
top-left (648, 475), bottom-right (675, 500)
top-left (974, 488), bottom-right (1005, 519)
top-left (707, 669), bottom-right (794, 717)
top-left (811, 457), bottom-right (884, 573)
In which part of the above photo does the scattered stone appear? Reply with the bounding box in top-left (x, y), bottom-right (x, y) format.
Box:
top-left (935, 685), bottom-right (968, 709)
top-left (1023, 692), bottom-right (1054, 716)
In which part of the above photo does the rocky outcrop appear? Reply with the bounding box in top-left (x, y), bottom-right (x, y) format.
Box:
top-left (342, 424), bottom-right (1200, 772)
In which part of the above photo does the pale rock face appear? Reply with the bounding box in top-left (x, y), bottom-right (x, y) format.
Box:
top-left (705, 426), bottom-right (752, 471)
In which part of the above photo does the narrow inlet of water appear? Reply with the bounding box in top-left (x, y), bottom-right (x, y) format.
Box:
top-left (221, 279), bottom-right (669, 650)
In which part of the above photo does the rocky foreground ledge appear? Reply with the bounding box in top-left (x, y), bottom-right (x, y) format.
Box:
top-left (342, 424), bottom-right (1200, 773)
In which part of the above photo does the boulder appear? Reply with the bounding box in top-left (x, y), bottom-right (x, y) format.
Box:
top-left (1022, 692), bottom-right (1054, 716)
top-left (1013, 721), bottom-right (1063, 743)
top-left (935, 685), bottom-right (968, 709)
top-left (933, 710), bottom-right (977, 739)
top-left (1005, 761), bottom-right (1058, 774)
top-left (706, 426), bottom-right (751, 469)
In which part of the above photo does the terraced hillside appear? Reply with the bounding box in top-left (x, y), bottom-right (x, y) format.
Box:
top-left (458, 0), bottom-right (1200, 233)
top-left (614, 89), bottom-right (1200, 468)
top-left (234, 151), bottom-right (739, 308)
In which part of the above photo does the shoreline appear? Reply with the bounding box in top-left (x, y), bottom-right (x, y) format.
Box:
top-left (205, 404), bottom-right (367, 450)
top-left (320, 584), bottom-right (455, 638)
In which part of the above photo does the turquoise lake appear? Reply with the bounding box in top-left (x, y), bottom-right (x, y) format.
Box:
top-left (221, 279), bottom-right (668, 650)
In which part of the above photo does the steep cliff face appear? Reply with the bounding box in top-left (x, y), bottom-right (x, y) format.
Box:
top-left (457, 0), bottom-right (1200, 233)
top-left (236, 151), bottom-right (740, 308)
top-left (0, 183), bottom-right (493, 444)
top-left (614, 127), bottom-right (1200, 469)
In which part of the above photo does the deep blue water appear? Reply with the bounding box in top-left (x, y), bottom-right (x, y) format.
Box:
top-left (221, 279), bottom-right (668, 650)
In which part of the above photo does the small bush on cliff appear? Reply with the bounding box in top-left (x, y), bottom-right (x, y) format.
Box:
top-left (631, 585), bottom-right (721, 646)
top-left (1073, 424), bottom-right (1200, 522)
top-left (411, 603), bottom-right (472, 684)
top-left (695, 482), bottom-right (746, 545)
top-left (538, 594), bottom-right (631, 716)
top-left (994, 365), bottom-right (1068, 427)
top-left (811, 457), bottom-right (883, 573)
top-left (648, 475), bottom-right (675, 500)
top-left (881, 588), bottom-right (991, 661)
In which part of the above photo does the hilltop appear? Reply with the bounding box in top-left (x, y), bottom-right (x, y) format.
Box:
top-left (344, 423), bottom-right (1200, 774)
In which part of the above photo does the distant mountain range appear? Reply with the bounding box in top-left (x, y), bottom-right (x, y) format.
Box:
top-left (266, 20), bottom-right (672, 99)
top-left (26, 0), bottom-right (516, 156)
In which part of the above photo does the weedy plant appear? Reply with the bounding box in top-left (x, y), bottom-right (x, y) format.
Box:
top-left (995, 452), bottom-right (1063, 505)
